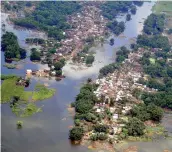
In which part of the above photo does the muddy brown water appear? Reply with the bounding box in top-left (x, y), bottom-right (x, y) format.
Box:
top-left (1, 2), bottom-right (172, 152)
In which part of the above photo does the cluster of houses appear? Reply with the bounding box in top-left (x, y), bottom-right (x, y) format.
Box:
top-left (56, 3), bottom-right (108, 57)
top-left (94, 48), bottom-right (157, 103)
top-left (83, 48), bottom-right (159, 138)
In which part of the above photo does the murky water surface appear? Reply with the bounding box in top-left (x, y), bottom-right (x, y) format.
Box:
top-left (1, 2), bottom-right (172, 152)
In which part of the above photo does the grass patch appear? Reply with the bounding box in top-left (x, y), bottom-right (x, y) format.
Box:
top-left (153, 1), bottom-right (172, 15)
top-left (1, 74), bottom-right (18, 80)
top-left (11, 102), bottom-right (42, 117)
top-left (1, 78), bottom-right (55, 103)
top-left (127, 125), bottom-right (166, 142)
top-left (149, 58), bottom-right (156, 64)
top-left (3, 63), bottom-right (17, 69)
top-left (32, 84), bottom-right (56, 101)
top-left (1, 78), bottom-right (32, 103)
top-left (145, 125), bottom-right (165, 136)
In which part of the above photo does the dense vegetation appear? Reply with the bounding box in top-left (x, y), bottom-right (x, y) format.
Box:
top-left (99, 63), bottom-right (119, 78)
top-left (137, 34), bottom-right (170, 51)
top-left (143, 13), bottom-right (165, 35)
top-left (168, 29), bottom-right (172, 34)
top-left (53, 58), bottom-right (66, 76)
top-left (125, 117), bottom-right (145, 136)
top-left (69, 82), bottom-right (99, 140)
top-left (107, 20), bottom-right (125, 36)
top-left (99, 46), bottom-right (129, 78)
top-left (101, 1), bottom-right (135, 20)
top-left (86, 55), bottom-right (95, 65)
top-left (126, 14), bottom-right (131, 21)
top-left (116, 46), bottom-right (130, 63)
top-left (1, 32), bottom-right (26, 60)
top-left (13, 1), bottom-right (81, 40)
top-left (131, 104), bottom-right (163, 122)
top-left (138, 44), bottom-right (172, 109)
top-left (30, 48), bottom-right (41, 61)
top-left (1, 77), bottom-right (55, 103)
top-left (69, 127), bottom-right (84, 141)
top-left (26, 38), bottom-right (45, 45)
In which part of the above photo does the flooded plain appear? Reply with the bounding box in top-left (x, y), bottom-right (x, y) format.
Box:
top-left (1, 2), bottom-right (172, 152)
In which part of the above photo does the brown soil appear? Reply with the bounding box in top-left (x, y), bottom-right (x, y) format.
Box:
top-left (123, 146), bottom-right (138, 152)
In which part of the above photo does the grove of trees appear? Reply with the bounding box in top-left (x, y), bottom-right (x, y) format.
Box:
top-left (13, 1), bottom-right (82, 40)
top-left (126, 117), bottom-right (145, 136)
top-left (69, 127), bottom-right (84, 141)
top-left (86, 55), bottom-right (95, 65)
top-left (137, 34), bottom-right (170, 51)
top-left (131, 104), bottom-right (163, 122)
top-left (143, 14), bottom-right (165, 35)
top-left (30, 48), bottom-right (41, 61)
top-left (101, 1), bottom-right (135, 20)
top-left (107, 20), bottom-right (125, 36)
top-left (1, 32), bottom-right (26, 60)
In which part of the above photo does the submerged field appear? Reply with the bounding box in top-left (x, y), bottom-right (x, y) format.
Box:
top-left (1, 77), bottom-right (55, 103)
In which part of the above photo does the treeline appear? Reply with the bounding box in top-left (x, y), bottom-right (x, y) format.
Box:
top-left (131, 103), bottom-right (163, 122)
top-left (107, 20), bottom-right (125, 36)
top-left (143, 14), bottom-right (165, 35)
top-left (13, 1), bottom-right (81, 40)
top-left (137, 34), bottom-right (170, 51)
top-left (30, 48), bottom-right (41, 61)
top-left (139, 50), bottom-right (172, 108)
top-left (1, 32), bottom-right (26, 60)
top-left (101, 1), bottom-right (137, 20)
top-left (25, 38), bottom-right (45, 45)
top-left (99, 46), bottom-right (129, 78)
top-left (69, 82), bottom-right (99, 140)
top-left (137, 12), bottom-right (172, 109)
top-left (141, 91), bottom-right (172, 109)
top-left (2, 1), bottom-right (33, 12)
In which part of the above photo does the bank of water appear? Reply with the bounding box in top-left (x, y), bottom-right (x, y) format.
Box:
top-left (1, 2), bottom-right (172, 152)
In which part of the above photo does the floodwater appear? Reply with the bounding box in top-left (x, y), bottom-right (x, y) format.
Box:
top-left (1, 2), bottom-right (172, 152)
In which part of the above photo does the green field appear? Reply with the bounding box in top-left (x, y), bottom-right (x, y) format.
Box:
top-left (153, 1), bottom-right (172, 15)
top-left (1, 77), bottom-right (55, 103)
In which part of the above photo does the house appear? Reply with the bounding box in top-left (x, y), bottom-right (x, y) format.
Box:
top-left (26, 69), bottom-right (32, 75)
top-left (96, 108), bottom-right (101, 113)
top-left (113, 114), bottom-right (118, 120)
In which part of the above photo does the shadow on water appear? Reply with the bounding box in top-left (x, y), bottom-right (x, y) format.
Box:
top-left (1, 2), bottom-right (172, 152)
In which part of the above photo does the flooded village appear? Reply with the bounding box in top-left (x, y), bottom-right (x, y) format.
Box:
top-left (1, 1), bottom-right (172, 152)
top-left (77, 47), bottom-right (163, 148)
top-left (94, 48), bottom-right (156, 103)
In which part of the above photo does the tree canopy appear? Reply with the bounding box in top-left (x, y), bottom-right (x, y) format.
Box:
top-left (1, 32), bottom-right (26, 60)
top-left (13, 1), bottom-right (81, 40)
top-left (30, 48), bottom-right (41, 61)
top-left (107, 20), bottom-right (125, 36)
top-left (69, 127), bottom-right (84, 141)
top-left (143, 13), bottom-right (165, 35)
top-left (126, 117), bottom-right (145, 136)
top-left (101, 1), bottom-right (134, 20)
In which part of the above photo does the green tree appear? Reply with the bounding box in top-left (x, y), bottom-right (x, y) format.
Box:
top-left (126, 117), bottom-right (145, 136)
top-left (147, 104), bottom-right (163, 122)
top-left (86, 55), bottom-right (95, 65)
top-left (30, 49), bottom-right (41, 61)
top-left (69, 127), bottom-right (84, 141)
top-left (54, 62), bottom-right (63, 70)
top-left (126, 14), bottom-right (131, 21)
top-left (94, 124), bottom-right (108, 133)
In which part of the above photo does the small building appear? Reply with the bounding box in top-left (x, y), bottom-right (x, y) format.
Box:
top-left (113, 114), bottom-right (118, 120)
top-left (26, 69), bottom-right (32, 75)
top-left (96, 108), bottom-right (101, 113)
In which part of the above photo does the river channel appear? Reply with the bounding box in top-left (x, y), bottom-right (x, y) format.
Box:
top-left (1, 2), bottom-right (172, 152)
